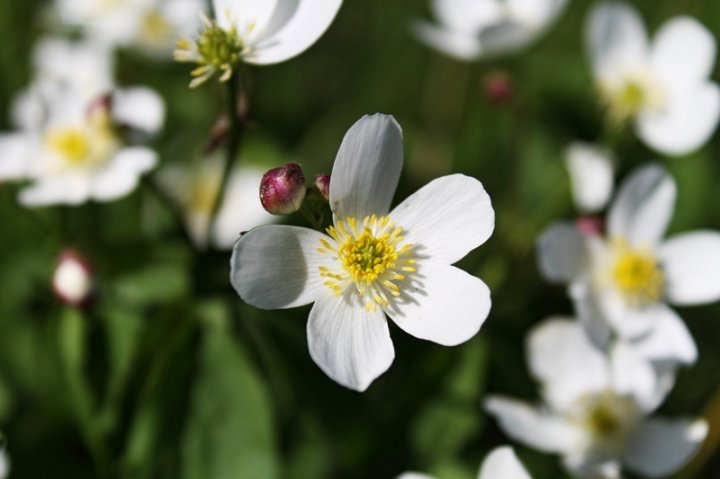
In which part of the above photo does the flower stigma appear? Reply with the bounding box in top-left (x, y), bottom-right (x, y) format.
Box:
top-left (575, 391), bottom-right (641, 445)
top-left (174, 14), bottom-right (247, 88)
top-left (611, 241), bottom-right (665, 307)
top-left (44, 115), bottom-right (118, 171)
top-left (317, 215), bottom-right (416, 312)
top-left (600, 74), bottom-right (666, 123)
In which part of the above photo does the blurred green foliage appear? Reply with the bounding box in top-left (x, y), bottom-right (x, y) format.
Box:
top-left (1, 0), bottom-right (720, 478)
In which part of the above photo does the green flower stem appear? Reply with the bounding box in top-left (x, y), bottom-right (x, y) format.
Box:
top-left (207, 74), bottom-right (245, 241)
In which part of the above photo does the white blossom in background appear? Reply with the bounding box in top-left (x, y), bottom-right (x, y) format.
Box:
top-left (485, 318), bottom-right (708, 479)
top-left (55, 0), bottom-right (205, 56)
top-left (0, 85), bottom-right (165, 206)
top-left (537, 164), bottom-right (720, 367)
top-left (0, 446), bottom-right (8, 479)
top-left (411, 0), bottom-right (568, 61)
top-left (398, 446), bottom-right (532, 479)
top-left (565, 142), bottom-right (614, 213)
top-left (158, 155), bottom-right (277, 249)
top-left (11, 37), bottom-right (114, 132)
top-left (175, 0), bottom-right (343, 86)
top-left (231, 114), bottom-right (494, 391)
top-left (587, 2), bottom-right (720, 156)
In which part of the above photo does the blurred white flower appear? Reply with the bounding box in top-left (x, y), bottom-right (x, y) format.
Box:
top-left (0, 86), bottom-right (164, 206)
top-left (230, 114), bottom-right (494, 391)
top-left (53, 249), bottom-right (94, 306)
top-left (55, 0), bottom-right (205, 56)
top-left (565, 142), bottom-right (614, 213)
top-left (175, 0), bottom-right (343, 86)
top-left (485, 318), bottom-right (708, 479)
top-left (537, 164), bottom-right (720, 367)
top-left (587, 2), bottom-right (720, 155)
top-left (11, 37), bottom-right (114, 132)
top-left (158, 155), bottom-right (277, 249)
top-left (398, 445), bottom-right (531, 479)
top-left (411, 0), bottom-right (568, 61)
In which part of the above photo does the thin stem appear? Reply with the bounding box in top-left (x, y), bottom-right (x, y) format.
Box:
top-left (206, 75), bottom-right (244, 241)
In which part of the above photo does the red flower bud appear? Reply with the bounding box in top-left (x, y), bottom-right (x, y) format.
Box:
top-left (260, 163), bottom-right (307, 215)
top-left (314, 174), bottom-right (330, 200)
top-left (53, 249), bottom-right (94, 307)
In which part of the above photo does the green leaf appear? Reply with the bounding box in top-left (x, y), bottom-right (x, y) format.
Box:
top-left (114, 263), bottom-right (189, 307)
top-left (181, 326), bottom-right (279, 479)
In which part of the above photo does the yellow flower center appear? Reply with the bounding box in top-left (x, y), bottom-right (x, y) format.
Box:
top-left (317, 215), bottom-right (415, 312)
top-left (140, 10), bottom-right (172, 45)
top-left (46, 128), bottom-right (91, 165)
top-left (612, 246), bottom-right (665, 307)
top-left (600, 74), bottom-right (666, 123)
top-left (44, 115), bottom-right (119, 171)
top-left (578, 392), bottom-right (640, 443)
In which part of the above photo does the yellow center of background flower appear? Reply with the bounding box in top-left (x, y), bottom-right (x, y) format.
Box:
top-left (46, 128), bottom-right (91, 165)
top-left (612, 248), bottom-right (665, 306)
top-left (44, 116), bottom-right (119, 171)
top-left (140, 10), bottom-right (172, 46)
top-left (579, 392), bottom-right (640, 443)
top-left (318, 215), bottom-right (415, 312)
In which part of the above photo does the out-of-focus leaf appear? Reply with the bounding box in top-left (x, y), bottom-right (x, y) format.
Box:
top-left (428, 459), bottom-right (475, 479)
top-left (445, 338), bottom-right (488, 403)
top-left (412, 401), bottom-right (480, 463)
top-left (181, 322), bottom-right (279, 479)
top-left (114, 263), bottom-right (189, 306)
top-left (285, 416), bottom-right (332, 479)
top-left (58, 308), bottom-right (93, 422)
top-left (122, 401), bottom-right (160, 479)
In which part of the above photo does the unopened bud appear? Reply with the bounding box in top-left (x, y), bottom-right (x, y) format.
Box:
top-left (260, 163), bottom-right (307, 215)
top-left (314, 174), bottom-right (330, 200)
top-left (86, 93), bottom-right (113, 121)
top-left (52, 249), bottom-right (93, 307)
top-left (576, 216), bottom-right (604, 236)
top-left (484, 71), bottom-right (514, 104)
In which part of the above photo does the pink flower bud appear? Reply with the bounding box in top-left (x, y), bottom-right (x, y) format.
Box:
top-left (576, 216), bottom-right (604, 236)
top-left (52, 249), bottom-right (93, 307)
top-left (86, 93), bottom-right (113, 121)
top-left (484, 71), bottom-right (514, 104)
top-left (260, 163), bottom-right (307, 215)
top-left (314, 174), bottom-right (330, 200)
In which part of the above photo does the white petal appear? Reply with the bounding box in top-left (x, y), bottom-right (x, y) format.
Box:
top-left (477, 21), bottom-right (536, 56)
top-left (607, 163), bottom-right (675, 247)
top-left (212, 165), bottom-right (278, 249)
top-left (565, 142), bottom-right (615, 213)
top-left (390, 174), bottom-right (494, 264)
top-left (610, 342), bottom-right (662, 412)
top-left (230, 225), bottom-right (330, 309)
top-left (624, 418), bottom-right (708, 477)
top-left (507, 0), bottom-right (567, 28)
top-left (536, 222), bottom-right (587, 284)
top-left (307, 292), bottom-right (394, 392)
top-left (570, 279), bottom-right (614, 347)
top-left (430, 0), bottom-right (501, 32)
top-left (484, 396), bottom-right (583, 453)
top-left (596, 287), bottom-right (671, 339)
top-left (245, 0), bottom-right (342, 65)
top-left (651, 17), bottom-right (716, 89)
top-left (0, 448), bottom-right (8, 479)
top-left (410, 21), bottom-right (484, 61)
top-left (477, 446), bottom-right (531, 479)
top-left (632, 306), bottom-right (697, 366)
top-left (91, 147), bottom-right (157, 201)
top-left (528, 318), bottom-right (610, 410)
top-left (660, 231), bottom-right (720, 305)
top-left (19, 174), bottom-right (92, 206)
top-left (329, 114), bottom-right (403, 221)
top-left (397, 473), bottom-right (434, 479)
top-left (0, 133), bottom-right (36, 180)
top-left (386, 262), bottom-right (490, 346)
top-left (112, 87), bottom-right (166, 135)
top-left (586, 2), bottom-right (649, 82)
top-left (637, 82), bottom-right (720, 156)
top-left (213, 0), bottom-right (278, 32)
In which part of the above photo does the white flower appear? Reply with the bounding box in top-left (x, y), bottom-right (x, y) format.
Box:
top-left (398, 445), bottom-right (531, 479)
top-left (565, 142), bottom-right (614, 214)
top-left (537, 164), bottom-right (720, 367)
top-left (0, 86), bottom-right (165, 206)
top-left (230, 114), bottom-right (494, 391)
top-left (11, 37), bottom-right (114, 132)
top-left (485, 318), bottom-right (708, 479)
top-left (175, 0), bottom-right (343, 86)
top-left (587, 2), bottom-right (720, 155)
top-left (55, 0), bottom-right (205, 56)
top-left (411, 0), bottom-right (568, 61)
top-left (158, 154), bottom-right (277, 249)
